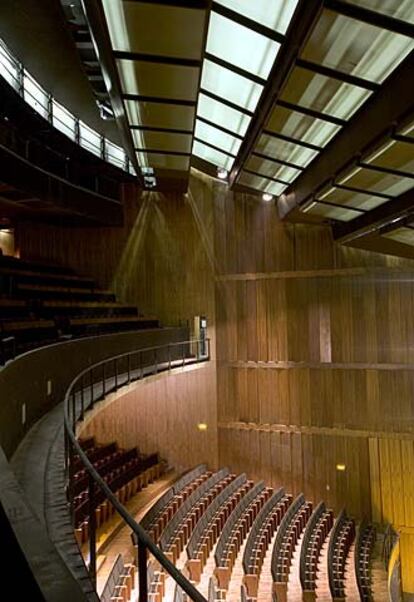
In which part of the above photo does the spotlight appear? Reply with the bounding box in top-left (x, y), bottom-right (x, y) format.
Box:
top-left (262, 193), bottom-right (273, 202)
top-left (197, 423), bottom-right (208, 431)
top-left (217, 167), bottom-right (228, 180)
top-left (336, 463), bottom-right (346, 472)
top-left (96, 100), bottom-right (115, 121)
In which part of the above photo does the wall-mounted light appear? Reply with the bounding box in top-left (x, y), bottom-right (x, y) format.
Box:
top-left (336, 463), bottom-right (346, 472)
top-left (217, 167), bottom-right (228, 180)
top-left (197, 422), bottom-right (208, 431)
top-left (262, 193), bottom-right (273, 202)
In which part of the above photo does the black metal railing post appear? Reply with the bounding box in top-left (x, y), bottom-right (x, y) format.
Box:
top-left (90, 369), bottom-right (94, 409)
top-left (88, 473), bottom-right (97, 588)
top-left (80, 376), bottom-right (84, 421)
top-left (137, 538), bottom-right (148, 602)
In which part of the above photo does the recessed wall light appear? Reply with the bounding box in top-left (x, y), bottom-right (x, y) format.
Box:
top-left (217, 167), bottom-right (228, 180)
top-left (197, 422), bottom-right (208, 431)
top-left (262, 193), bottom-right (273, 202)
top-left (336, 463), bottom-right (346, 472)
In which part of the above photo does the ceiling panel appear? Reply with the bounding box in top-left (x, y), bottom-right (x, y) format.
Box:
top-left (343, 0), bottom-right (414, 25)
top-left (382, 226), bottom-right (414, 245)
top-left (255, 134), bottom-right (319, 167)
top-left (102, 0), bottom-right (205, 59)
top-left (197, 93), bottom-right (250, 136)
top-left (315, 185), bottom-right (389, 211)
top-left (337, 166), bottom-right (414, 196)
top-left (301, 9), bottom-right (414, 83)
top-left (266, 105), bottom-right (341, 147)
top-left (131, 130), bottom-right (193, 154)
top-left (304, 201), bottom-right (364, 221)
top-left (280, 67), bottom-right (372, 120)
top-left (125, 100), bottom-right (195, 131)
top-left (363, 139), bottom-right (414, 175)
top-left (192, 140), bottom-right (234, 171)
top-left (136, 152), bottom-right (190, 171)
top-left (214, 0), bottom-right (300, 34)
top-left (195, 119), bottom-right (241, 156)
top-left (206, 11), bottom-right (280, 79)
top-left (245, 155), bottom-right (301, 183)
top-left (238, 171), bottom-right (287, 195)
top-left (200, 59), bottom-right (263, 112)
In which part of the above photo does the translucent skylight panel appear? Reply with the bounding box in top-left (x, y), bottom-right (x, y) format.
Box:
top-left (132, 130), bottom-right (192, 153)
top-left (79, 122), bottom-right (102, 157)
top-left (0, 41), bottom-right (19, 89)
top-left (136, 152), bottom-right (190, 171)
top-left (280, 67), bottom-right (372, 120)
top-left (201, 60), bottom-right (263, 112)
top-left (192, 140), bottom-right (234, 170)
top-left (266, 105), bottom-right (341, 147)
top-left (102, 0), bottom-right (205, 59)
top-left (343, 0), bottom-right (414, 25)
top-left (239, 171), bottom-right (286, 196)
top-left (106, 140), bottom-right (126, 169)
top-left (301, 9), bottom-right (414, 84)
top-left (206, 12), bottom-right (280, 79)
top-left (52, 99), bottom-right (76, 140)
top-left (246, 155), bottom-right (301, 183)
top-left (195, 120), bottom-right (241, 156)
top-left (214, 0), bottom-right (299, 34)
top-left (303, 201), bottom-right (363, 221)
top-left (197, 93), bottom-right (250, 137)
top-left (255, 134), bottom-right (318, 167)
top-left (383, 227), bottom-right (414, 246)
top-left (315, 186), bottom-right (388, 211)
top-left (125, 100), bottom-right (195, 131)
top-left (364, 140), bottom-right (414, 175)
top-left (117, 58), bottom-right (199, 100)
top-left (23, 71), bottom-right (48, 119)
top-left (337, 166), bottom-right (414, 196)
top-left (398, 120), bottom-right (414, 139)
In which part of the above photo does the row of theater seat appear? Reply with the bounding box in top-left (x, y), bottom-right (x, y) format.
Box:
top-left (136, 466), bottom-right (383, 602)
top-left (0, 256), bottom-right (159, 360)
top-left (101, 554), bottom-right (136, 602)
top-left (72, 437), bottom-right (164, 545)
top-left (355, 522), bottom-right (376, 601)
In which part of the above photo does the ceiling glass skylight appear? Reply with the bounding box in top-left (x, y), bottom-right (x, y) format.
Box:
top-left (206, 11), bottom-right (280, 79)
top-left (266, 105), bottom-right (341, 147)
top-left (303, 201), bottom-right (364, 221)
top-left (131, 130), bottom-right (192, 153)
top-left (200, 59), bottom-right (263, 112)
top-left (136, 152), bottom-right (190, 171)
top-left (383, 226), bottom-right (414, 246)
top-left (315, 185), bottom-right (388, 211)
top-left (342, 0), bottom-right (414, 25)
top-left (280, 67), bottom-right (372, 120)
top-left (336, 166), bottom-right (414, 196)
top-left (197, 93), bottom-right (250, 136)
top-left (195, 119), bottom-right (241, 156)
top-left (125, 100), bottom-right (195, 131)
top-left (192, 140), bottom-right (234, 171)
top-left (363, 139), bottom-right (414, 175)
top-left (214, 0), bottom-right (300, 34)
top-left (255, 134), bottom-right (319, 167)
top-left (238, 171), bottom-right (287, 195)
top-left (301, 9), bottom-right (414, 84)
top-left (246, 155), bottom-right (301, 183)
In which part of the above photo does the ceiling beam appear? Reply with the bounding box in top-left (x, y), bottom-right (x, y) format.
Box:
top-left (333, 186), bottom-right (414, 243)
top-left (295, 57), bottom-right (380, 91)
top-left (227, 0), bottom-right (325, 187)
top-left (211, 2), bottom-right (285, 44)
top-left (279, 51), bottom-right (414, 218)
top-left (82, 0), bottom-right (141, 177)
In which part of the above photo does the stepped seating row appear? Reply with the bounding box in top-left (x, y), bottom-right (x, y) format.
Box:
top-left (73, 438), bottom-right (163, 545)
top-left (142, 467), bottom-right (214, 544)
top-left (0, 256), bottom-right (159, 361)
top-left (300, 501), bottom-right (334, 597)
top-left (209, 575), bottom-right (226, 602)
top-left (271, 494), bottom-right (313, 601)
top-left (328, 510), bottom-right (356, 600)
top-left (242, 488), bottom-right (292, 598)
top-left (186, 474), bottom-right (253, 582)
top-left (101, 554), bottom-right (136, 602)
top-left (355, 522), bottom-right (376, 601)
top-left (214, 481), bottom-right (272, 590)
top-left (159, 469), bottom-right (234, 563)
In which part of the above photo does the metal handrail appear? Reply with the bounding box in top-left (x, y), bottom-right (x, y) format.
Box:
top-left (63, 338), bottom-right (210, 602)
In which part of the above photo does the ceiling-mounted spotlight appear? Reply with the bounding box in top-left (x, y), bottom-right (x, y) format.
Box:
top-left (262, 193), bottom-right (273, 202)
top-left (217, 167), bottom-right (228, 180)
top-left (141, 166), bottom-right (157, 189)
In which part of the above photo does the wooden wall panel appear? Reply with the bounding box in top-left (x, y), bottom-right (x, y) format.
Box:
top-left (80, 363), bottom-right (218, 475)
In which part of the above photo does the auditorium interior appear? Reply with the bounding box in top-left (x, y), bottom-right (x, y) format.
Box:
top-left (1, 1), bottom-right (414, 601)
